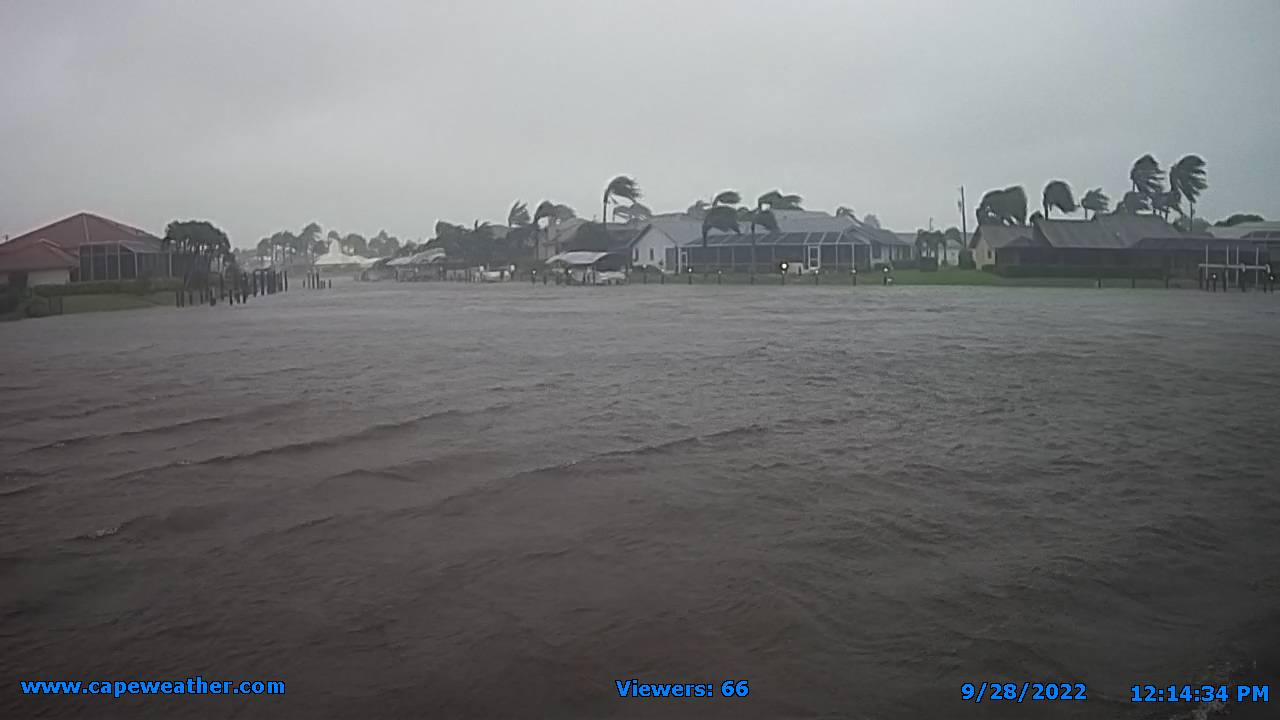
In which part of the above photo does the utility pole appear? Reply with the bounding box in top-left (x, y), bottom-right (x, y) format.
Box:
top-left (958, 186), bottom-right (967, 250)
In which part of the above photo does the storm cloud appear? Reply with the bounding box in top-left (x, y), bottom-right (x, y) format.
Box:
top-left (2, 0), bottom-right (1277, 245)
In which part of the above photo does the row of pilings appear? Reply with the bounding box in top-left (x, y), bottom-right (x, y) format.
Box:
top-left (174, 269), bottom-right (289, 307)
top-left (173, 268), bottom-right (340, 308)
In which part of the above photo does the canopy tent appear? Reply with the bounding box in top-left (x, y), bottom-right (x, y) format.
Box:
top-left (546, 251), bottom-right (614, 266)
top-left (314, 240), bottom-right (377, 267)
top-left (386, 248), bottom-right (446, 267)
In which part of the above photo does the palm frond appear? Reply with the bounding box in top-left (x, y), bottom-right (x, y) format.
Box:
top-left (1080, 188), bottom-right (1110, 215)
top-left (604, 175), bottom-right (642, 203)
top-left (701, 205), bottom-right (741, 247)
top-left (1119, 191), bottom-right (1151, 213)
top-left (1170, 154), bottom-right (1208, 204)
top-left (533, 201), bottom-right (557, 224)
top-left (750, 209), bottom-right (779, 233)
top-left (712, 190), bottom-right (741, 206)
top-left (507, 201), bottom-right (531, 227)
top-left (1042, 180), bottom-right (1077, 216)
top-left (1130, 154), bottom-right (1165, 195)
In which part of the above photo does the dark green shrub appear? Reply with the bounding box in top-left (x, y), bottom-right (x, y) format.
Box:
top-left (993, 265), bottom-right (1165, 279)
top-left (917, 256), bottom-right (939, 272)
top-left (33, 278), bottom-right (182, 297)
top-left (958, 250), bottom-right (976, 269)
top-left (0, 289), bottom-right (22, 314)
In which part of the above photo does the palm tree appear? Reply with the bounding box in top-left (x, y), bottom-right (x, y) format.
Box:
top-left (942, 227), bottom-right (963, 266)
top-left (1080, 188), bottom-right (1110, 219)
top-left (507, 201), bottom-right (531, 227)
top-left (757, 190), bottom-right (803, 210)
top-left (602, 175), bottom-right (641, 225)
top-left (1130, 154), bottom-right (1165, 205)
top-left (533, 200), bottom-right (557, 256)
top-left (299, 222), bottom-right (323, 265)
top-left (748, 208), bottom-right (779, 274)
top-left (712, 190), bottom-right (740, 207)
top-left (835, 206), bottom-right (856, 218)
top-left (1118, 191), bottom-right (1151, 214)
top-left (686, 200), bottom-right (710, 219)
top-left (701, 205), bottom-right (740, 248)
top-left (915, 229), bottom-right (944, 261)
top-left (975, 186), bottom-right (1027, 226)
top-left (1003, 186), bottom-right (1028, 225)
top-left (1151, 190), bottom-right (1182, 221)
top-left (1042, 180), bottom-right (1077, 217)
top-left (1170, 154), bottom-right (1208, 227)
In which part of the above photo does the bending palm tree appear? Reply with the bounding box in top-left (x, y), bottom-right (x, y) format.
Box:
top-left (757, 190), bottom-right (803, 210)
top-left (1129, 155), bottom-right (1165, 212)
top-left (1080, 188), bottom-right (1110, 219)
top-left (748, 208), bottom-right (779, 275)
top-left (1151, 190), bottom-right (1182, 221)
top-left (712, 190), bottom-right (740, 207)
top-left (1170, 154), bottom-right (1208, 228)
top-left (507, 201), bottom-right (531, 227)
top-left (1119, 191), bottom-right (1151, 214)
top-left (533, 200), bottom-right (558, 256)
top-left (701, 205), bottom-right (740, 248)
top-left (1042, 180), bottom-right (1077, 218)
top-left (602, 175), bottom-right (642, 227)
top-left (975, 186), bottom-right (1027, 226)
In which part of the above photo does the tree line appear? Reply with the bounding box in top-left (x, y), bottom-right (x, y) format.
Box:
top-left (972, 154), bottom-right (1262, 232)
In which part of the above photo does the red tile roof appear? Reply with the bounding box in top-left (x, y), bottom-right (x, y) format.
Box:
top-left (0, 238), bottom-right (78, 272)
top-left (2, 212), bottom-right (163, 255)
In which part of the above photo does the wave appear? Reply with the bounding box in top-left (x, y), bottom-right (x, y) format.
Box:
top-left (19, 404), bottom-right (298, 454)
top-left (94, 402), bottom-right (516, 484)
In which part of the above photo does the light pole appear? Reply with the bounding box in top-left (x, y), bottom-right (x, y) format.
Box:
top-left (780, 261), bottom-right (788, 285)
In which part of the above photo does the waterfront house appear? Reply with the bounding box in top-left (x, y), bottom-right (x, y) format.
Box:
top-left (0, 239), bottom-right (78, 288)
top-left (971, 215), bottom-right (1268, 277)
top-left (681, 211), bottom-right (879, 273)
top-left (0, 212), bottom-right (176, 285)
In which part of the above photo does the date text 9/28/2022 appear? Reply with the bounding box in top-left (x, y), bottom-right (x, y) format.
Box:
top-left (961, 682), bottom-right (1088, 703)
top-left (615, 679), bottom-right (749, 699)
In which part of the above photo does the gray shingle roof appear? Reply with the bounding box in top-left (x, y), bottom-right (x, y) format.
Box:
top-left (696, 231), bottom-right (862, 247)
top-left (1208, 222), bottom-right (1280, 240)
top-left (971, 224), bottom-right (1041, 249)
top-left (1036, 215), bottom-right (1180, 249)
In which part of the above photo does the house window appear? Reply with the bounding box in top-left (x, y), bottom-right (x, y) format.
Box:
top-left (633, 249), bottom-right (639, 261)
top-left (873, 244), bottom-right (881, 259)
top-left (648, 248), bottom-right (654, 261)
top-left (987, 249), bottom-right (993, 259)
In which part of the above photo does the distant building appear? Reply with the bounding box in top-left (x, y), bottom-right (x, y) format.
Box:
top-left (682, 211), bottom-right (887, 273)
top-left (0, 212), bottom-right (174, 288)
top-left (1207, 221), bottom-right (1280, 241)
top-left (970, 214), bottom-right (1268, 276)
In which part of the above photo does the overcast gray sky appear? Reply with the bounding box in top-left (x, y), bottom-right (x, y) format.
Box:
top-left (2, 0), bottom-right (1278, 246)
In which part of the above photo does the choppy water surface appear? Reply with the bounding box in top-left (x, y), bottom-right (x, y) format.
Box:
top-left (2, 282), bottom-right (1278, 719)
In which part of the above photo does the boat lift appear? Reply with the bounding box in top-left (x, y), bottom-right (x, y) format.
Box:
top-left (1198, 244), bottom-right (1274, 292)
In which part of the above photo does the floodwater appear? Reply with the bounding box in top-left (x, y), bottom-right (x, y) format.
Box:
top-left (2, 281), bottom-right (1278, 719)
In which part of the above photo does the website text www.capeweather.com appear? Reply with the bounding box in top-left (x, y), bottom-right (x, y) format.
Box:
top-left (20, 676), bottom-right (285, 698)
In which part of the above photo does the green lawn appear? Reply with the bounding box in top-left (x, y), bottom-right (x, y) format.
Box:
top-left (646, 268), bottom-right (1179, 289)
top-left (60, 292), bottom-right (175, 314)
